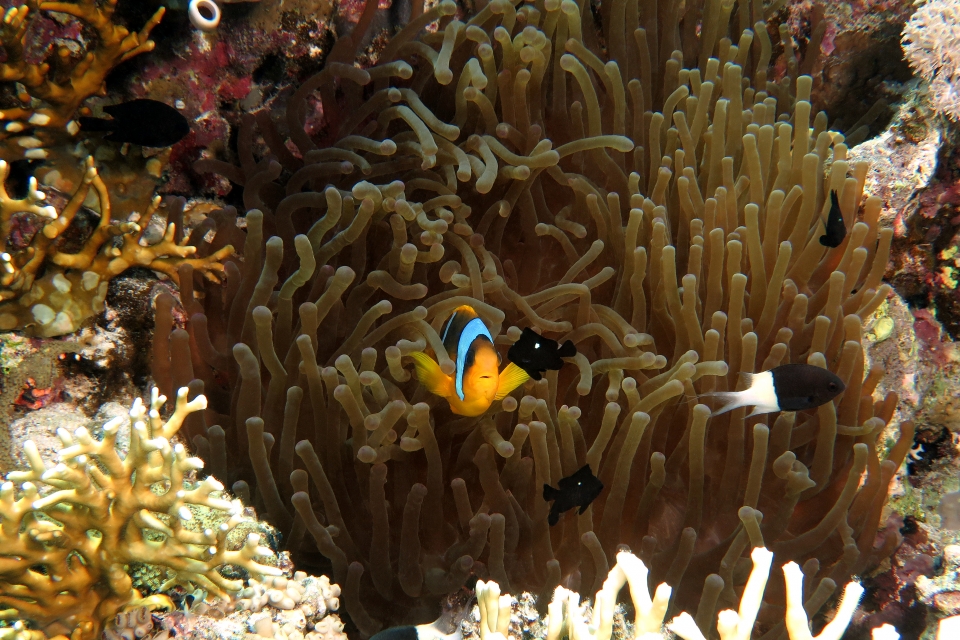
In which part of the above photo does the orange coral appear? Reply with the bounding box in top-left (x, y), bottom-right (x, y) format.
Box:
top-left (0, 0), bottom-right (164, 159)
top-left (0, 157), bottom-right (234, 336)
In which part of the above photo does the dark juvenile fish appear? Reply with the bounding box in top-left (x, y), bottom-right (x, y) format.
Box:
top-left (78, 99), bottom-right (190, 147)
top-left (370, 627), bottom-right (419, 640)
top-left (702, 363), bottom-right (845, 417)
top-left (819, 190), bottom-right (847, 248)
top-left (543, 464), bottom-right (603, 526)
top-left (507, 327), bottom-right (577, 380)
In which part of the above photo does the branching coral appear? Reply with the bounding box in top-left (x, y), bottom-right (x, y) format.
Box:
top-left (0, 0), bottom-right (164, 159)
top-left (153, 0), bottom-right (912, 634)
top-left (902, 0), bottom-right (960, 120)
top-left (0, 387), bottom-right (283, 640)
top-left (478, 547), bottom-right (884, 640)
top-left (0, 157), bottom-right (234, 336)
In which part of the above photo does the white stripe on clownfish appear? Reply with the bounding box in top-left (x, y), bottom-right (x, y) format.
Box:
top-left (455, 317), bottom-right (493, 401)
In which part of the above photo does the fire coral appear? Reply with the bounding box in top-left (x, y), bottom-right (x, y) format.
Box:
top-left (0, 157), bottom-right (234, 336)
top-left (0, 387), bottom-right (283, 640)
top-left (0, 0), bottom-right (164, 160)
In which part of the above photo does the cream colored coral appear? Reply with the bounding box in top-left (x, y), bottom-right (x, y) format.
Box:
top-left (103, 605), bottom-right (153, 640)
top-left (483, 548), bottom-right (882, 640)
top-left (902, 0), bottom-right (960, 120)
top-left (0, 387), bottom-right (282, 640)
top-left (237, 572), bottom-right (341, 616)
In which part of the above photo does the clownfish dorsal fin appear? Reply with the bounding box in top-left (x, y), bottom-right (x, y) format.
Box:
top-left (495, 362), bottom-right (530, 400)
top-left (409, 351), bottom-right (453, 398)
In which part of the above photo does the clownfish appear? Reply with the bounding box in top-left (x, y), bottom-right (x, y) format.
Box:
top-left (701, 363), bottom-right (845, 417)
top-left (409, 305), bottom-right (530, 416)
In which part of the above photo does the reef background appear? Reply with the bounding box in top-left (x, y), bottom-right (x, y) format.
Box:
top-left (2, 0), bottom-right (960, 639)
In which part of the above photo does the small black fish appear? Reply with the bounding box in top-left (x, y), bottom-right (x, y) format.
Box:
top-left (370, 627), bottom-right (419, 640)
top-left (702, 363), bottom-right (845, 417)
top-left (543, 464), bottom-right (603, 526)
top-left (78, 99), bottom-right (190, 147)
top-left (818, 190), bottom-right (847, 248)
top-left (507, 327), bottom-right (576, 381)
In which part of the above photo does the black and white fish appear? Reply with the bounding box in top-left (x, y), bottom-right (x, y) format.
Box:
top-left (702, 363), bottom-right (845, 417)
top-left (507, 327), bottom-right (576, 381)
top-left (79, 99), bottom-right (190, 147)
top-left (543, 464), bottom-right (603, 526)
top-left (369, 588), bottom-right (472, 640)
top-left (819, 190), bottom-right (847, 248)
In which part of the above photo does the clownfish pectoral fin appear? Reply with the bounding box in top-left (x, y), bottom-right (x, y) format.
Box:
top-left (409, 352), bottom-right (453, 397)
top-left (495, 362), bottom-right (530, 400)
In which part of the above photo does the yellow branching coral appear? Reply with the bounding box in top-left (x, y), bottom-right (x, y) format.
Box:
top-left (169, 0), bottom-right (912, 633)
top-left (0, 157), bottom-right (234, 336)
top-left (0, 0), bottom-right (164, 159)
top-left (0, 387), bottom-right (284, 640)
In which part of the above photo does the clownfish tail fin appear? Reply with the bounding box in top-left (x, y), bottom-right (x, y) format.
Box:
top-left (495, 362), bottom-right (530, 400)
top-left (409, 352), bottom-right (452, 397)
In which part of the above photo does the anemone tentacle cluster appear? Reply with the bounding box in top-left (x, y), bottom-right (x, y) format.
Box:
top-left (149, 0), bottom-right (910, 634)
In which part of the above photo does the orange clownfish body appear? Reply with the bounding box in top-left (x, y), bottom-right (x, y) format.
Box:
top-left (409, 305), bottom-right (529, 416)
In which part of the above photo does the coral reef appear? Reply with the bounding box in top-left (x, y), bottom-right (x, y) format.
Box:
top-left (149, 571), bottom-right (347, 640)
top-left (466, 547), bottom-right (875, 640)
top-left (902, 0), bottom-right (960, 121)
top-left (0, 0), bottom-right (164, 160)
top-left (137, 0), bottom-right (913, 635)
top-left (0, 386), bottom-right (283, 640)
top-left (782, 0), bottom-right (913, 144)
top-left (0, 157), bottom-right (234, 336)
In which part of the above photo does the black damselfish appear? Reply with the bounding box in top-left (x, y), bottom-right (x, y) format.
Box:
top-left (369, 627), bottom-right (418, 640)
top-left (819, 190), bottom-right (847, 248)
top-left (507, 327), bottom-right (576, 380)
top-left (543, 464), bottom-right (603, 526)
top-left (702, 363), bottom-right (845, 417)
top-left (79, 99), bottom-right (190, 147)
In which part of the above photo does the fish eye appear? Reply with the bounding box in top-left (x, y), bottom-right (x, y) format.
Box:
top-left (480, 375), bottom-right (491, 379)
top-left (828, 382), bottom-right (838, 391)
top-left (807, 396), bottom-right (814, 403)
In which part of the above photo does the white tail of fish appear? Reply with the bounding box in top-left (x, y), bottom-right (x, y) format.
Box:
top-left (700, 371), bottom-right (780, 417)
